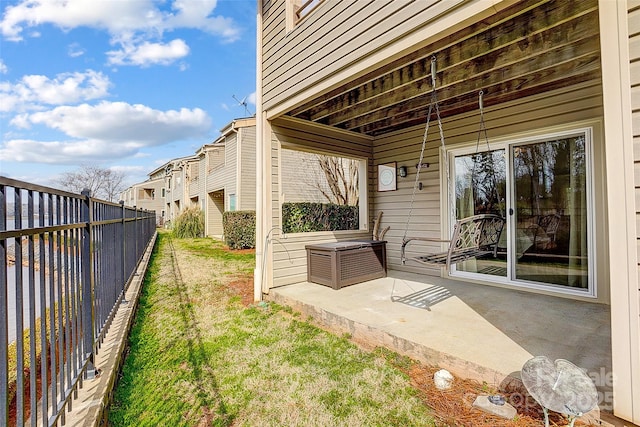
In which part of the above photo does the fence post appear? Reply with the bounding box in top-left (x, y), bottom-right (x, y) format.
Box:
top-left (120, 201), bottom-right (126, 293)
top-left (81, 190), bottom-right (97, 379)
top-left (0, 183), bottom-right (7, 426)
top-left (134, 206), bottom-right (138, 261)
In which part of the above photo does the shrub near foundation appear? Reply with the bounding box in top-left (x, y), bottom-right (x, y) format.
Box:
top-left (223, 211), bottom-right (255, 249)
top-left (282, 202), bottom-right (359, 233)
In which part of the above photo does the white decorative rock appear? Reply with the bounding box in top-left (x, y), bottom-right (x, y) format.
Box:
top-left (473, 395), bottom-right (517, 419)
top-left (433, 369), bottom-right (454, 390)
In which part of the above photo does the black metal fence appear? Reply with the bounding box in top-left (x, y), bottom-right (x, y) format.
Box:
top-left (0, 176), bottom-right (156, 426)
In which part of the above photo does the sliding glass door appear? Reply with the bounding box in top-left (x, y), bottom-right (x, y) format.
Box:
top-left (453, 148), bottom-right (508, 278)
top-left (451, 129), bottom-right (593, 295)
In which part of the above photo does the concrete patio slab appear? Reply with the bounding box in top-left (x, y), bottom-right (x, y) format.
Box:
top-left (267, 271), bottom-right (612, 413)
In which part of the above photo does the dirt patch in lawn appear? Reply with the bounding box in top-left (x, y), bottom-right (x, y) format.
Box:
top-left (224, 247), bottom-right (255, 256)
top-left (228, 275), bottom-right (254, 307)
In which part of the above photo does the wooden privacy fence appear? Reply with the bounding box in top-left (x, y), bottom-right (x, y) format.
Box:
top-left (0, 176), bottom-right (156, 426)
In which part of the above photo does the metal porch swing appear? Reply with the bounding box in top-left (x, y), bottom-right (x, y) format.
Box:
top-left (400, 58), bottom-right (505, 272)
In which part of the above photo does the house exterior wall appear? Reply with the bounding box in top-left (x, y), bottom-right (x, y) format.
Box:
top-left (225, 131), bottom-right (239, 208)
top-left (373, 82), bottom-right (609, 304)
top-left (119, 177), bottom-right (165, 224)
top-left (239, 126), bottom-right (257, 211)
top-left (202, 119), bottom-right (257, 236)
top-left (207, 191), bottom-right (225, 237)
top-left (261, 0), bottom-right (510, 118)
top-left (268, 117), bottom-right (373, 287)
top-left (161, 156), bottom-right (199, 221)
top-left (187, 160), bottom-right (201, 201)
top-left (205, 139), bottom-right (235, 208)
top-left (621, 0), bottom-right (640, 421)
top-left (257, 0), bottom-right (640, 421)
top-left (170, 168), bottom-right (183, 205)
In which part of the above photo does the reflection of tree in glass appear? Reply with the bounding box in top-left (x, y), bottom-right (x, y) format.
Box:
top-left (455, 150), bottom-right (505, 218)
top-left (471, 150), bottom-right (505, 215)
top-left (315, 154), bottom-right (359, 206)
top-left (514, 137), bottom-right (585, 217)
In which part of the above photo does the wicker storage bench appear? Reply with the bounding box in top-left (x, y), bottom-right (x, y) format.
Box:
top-left (305, 240), bottom-right (387, 289)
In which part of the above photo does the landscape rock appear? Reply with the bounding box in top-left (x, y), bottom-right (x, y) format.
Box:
top-left (472, 395), bottom-right (517, 419)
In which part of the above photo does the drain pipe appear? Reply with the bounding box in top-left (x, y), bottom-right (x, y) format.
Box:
top-left (260, 228), bottom-right (287, 295)
top-left (254, 0), bottom-right (265, 302)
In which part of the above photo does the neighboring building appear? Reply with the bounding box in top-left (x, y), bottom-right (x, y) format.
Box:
top-left (120, 176), bottom-right (165, 225)
top-left (145, 155), bottom-right (199, 225)
top-left (200, 117), bottom-right (257, 238)
top-left (255, 0), bottom-right (640, 423)
top-left (122, 118), bottom-right (258, 237)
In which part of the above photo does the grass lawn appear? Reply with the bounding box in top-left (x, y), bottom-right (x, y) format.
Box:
top-left (108, 231), bottom-right (436, 427)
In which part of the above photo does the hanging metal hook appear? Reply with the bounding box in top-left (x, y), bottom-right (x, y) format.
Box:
top-left (431, 56), bottom-right (437, 89)
top-left (478, 90), bottom-right (484, 115)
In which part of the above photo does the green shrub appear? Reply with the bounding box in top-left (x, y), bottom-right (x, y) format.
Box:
top-left (172, 206), bottom-right (205, 238)
top-left (282, 202), bottom-right (359, 233)
top-left (223, 210), bottom-right (256, 249)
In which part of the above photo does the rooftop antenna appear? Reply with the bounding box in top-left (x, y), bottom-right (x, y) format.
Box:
top-left (232, 94), bottom-right (253, 116)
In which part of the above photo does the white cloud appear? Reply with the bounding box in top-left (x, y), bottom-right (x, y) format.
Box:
top-left (9, 113), bottom-right (30, 128)
top-left (107, 38), bottom-right (189, 67)
top-left (26, 101), bottom-right (211, 143)
top-left (246, 92), bottom-right (256, 105)
top-left (111, 164), bottom-right (147, 174)
top-left (0, 69), bottom-right (111, 112)
top-left (67, 42), bottom-right (85, 57)
top-left (1, 1), bottom-right (160, 41)
top-left (0, 138), bottom-right (132, 164)
top-left (0, 60), bottom-right (8, 74)
top-left (0, 101), bottom-right (212, 164)
top-left (1, 0), bottom-right (241, 66)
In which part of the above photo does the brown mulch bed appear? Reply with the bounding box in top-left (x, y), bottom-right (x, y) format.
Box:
top-left (405, 364), bottom-right (583, 426)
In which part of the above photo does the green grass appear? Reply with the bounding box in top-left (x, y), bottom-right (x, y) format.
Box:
top-left (108, 231), bottom-right (435, 426)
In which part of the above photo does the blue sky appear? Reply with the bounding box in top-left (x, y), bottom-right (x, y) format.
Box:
top-left (0, 0), bottom-right (257, 188)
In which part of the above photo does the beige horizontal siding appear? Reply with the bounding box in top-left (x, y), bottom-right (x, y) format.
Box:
top-left (263, 1), bottom-right (382, 77)
top-left (269, 118), bottom-right (374, 288)
top-left (633, 85), bottom-right (640, 112)
top-left (206, 191), bottom-right (224, 237)
top-left (205, 141), bottom-right (235, 196)
top-left (630, 5), bottom-right (640, 33)
top-left (631, 62), bottom-right (640, 87)
top-left (262, 0), bottom-right (467, 112)
top-left (373, 82), bottom-right (604, 274)
top-left (630, 32), bottom-right (640, 60)
top-left (280, 149), bottom-right (334, 203)
top-left (272, 116), bottom-right (373, 156)
top-left (239, 127), bottom-right (257, 211)
top-left (633, 0), bottom-right (640, 272)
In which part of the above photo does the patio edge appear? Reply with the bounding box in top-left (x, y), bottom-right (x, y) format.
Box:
top-left (267, 286), bottom-right (625, 427)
